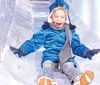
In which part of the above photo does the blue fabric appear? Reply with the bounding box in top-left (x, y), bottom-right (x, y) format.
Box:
top-left (20, 27), bottom-right (88, 65)
top-left (71, 30), bottom-right (88, 57)
top-left (55, 0), bottom-right (64, 4)
top-left (49, 0), bottom-right (69, 13)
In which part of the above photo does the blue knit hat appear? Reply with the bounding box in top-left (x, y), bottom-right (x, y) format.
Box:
top-left (49, 0), bottom-right (69, 13)
top-left (55, 0), bottom-right (64, 4)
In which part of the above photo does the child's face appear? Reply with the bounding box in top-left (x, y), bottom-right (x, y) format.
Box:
top-left (51, 9), bottom-right (66, 29)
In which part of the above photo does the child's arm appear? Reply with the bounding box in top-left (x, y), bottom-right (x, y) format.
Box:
top-left (10, 29), bottom-right (45, 57)
top-left (19, 29), bottom-right (45, 55)
top-left (71, 30), bottom-right (100, 59)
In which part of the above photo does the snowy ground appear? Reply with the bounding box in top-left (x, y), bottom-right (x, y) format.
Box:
top-left (0, 0), bottom-right (100, 85)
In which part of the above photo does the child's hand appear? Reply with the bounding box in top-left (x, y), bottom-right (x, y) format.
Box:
top-left (10, 46), bottom-right (24, 58)
top-left (86, 49), bottom-right (100, 60)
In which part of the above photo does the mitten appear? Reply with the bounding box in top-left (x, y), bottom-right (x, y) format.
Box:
top-left (86, 49), bottom-right (100, 60)
top-left (42, 21), bottom-right (50, 30)
top-left (67, 57), bottom-right (78, 68)
top-left (10, 46), bottom-right (24, 58)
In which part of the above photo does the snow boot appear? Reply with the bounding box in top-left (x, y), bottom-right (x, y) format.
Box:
top-left (38, 77), bottom-right (57, 85)
top-left (73, 70), bottom-right (94, 85)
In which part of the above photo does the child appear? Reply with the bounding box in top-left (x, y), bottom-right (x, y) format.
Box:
top-left (10, 7), bottom-right (100, 85)
top-left (42, 0), bottom-right (76, 30)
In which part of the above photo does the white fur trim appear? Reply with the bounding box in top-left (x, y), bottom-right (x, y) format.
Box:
top-left (65, 16), bottom-right (69, 24)
top-left (47, 11), bottom-right (53, 23)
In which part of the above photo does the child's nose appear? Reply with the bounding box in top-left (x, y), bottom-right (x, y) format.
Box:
top-left (57, 17), bottom-right (61, 21)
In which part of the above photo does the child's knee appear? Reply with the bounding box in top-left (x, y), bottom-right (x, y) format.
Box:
top-left (63, 62), bottom-right (74, 69)
top-left (43, 60), bottom-right (54, 69)
top-left (62, 62), bottom-right (75, 72)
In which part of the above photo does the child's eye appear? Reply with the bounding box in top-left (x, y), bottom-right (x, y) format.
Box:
top-left (61, 16), bottom-right (65, 18)
top-left (55, 16), bottom-right (58, 18)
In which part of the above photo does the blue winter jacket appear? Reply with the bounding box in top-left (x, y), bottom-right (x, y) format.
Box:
top-left (20, 27), bottom-right (88, 65)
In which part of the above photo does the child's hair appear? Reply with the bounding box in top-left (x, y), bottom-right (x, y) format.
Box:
top-left (48, 7), bottom-right (68, 23)
top-left (52, 7), bottom-right (67, 17)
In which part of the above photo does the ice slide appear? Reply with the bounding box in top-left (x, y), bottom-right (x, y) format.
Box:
top-left (0, 0), bottom-right (100, 85)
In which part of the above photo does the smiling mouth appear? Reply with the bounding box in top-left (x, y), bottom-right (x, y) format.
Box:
top-left (56, 23), bottom-right (62, 25)
top-left (55, 23), bottom-right (62, 29)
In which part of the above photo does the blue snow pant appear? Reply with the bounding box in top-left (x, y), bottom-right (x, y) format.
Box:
top-left (41, 60), bottom-right (81, 85)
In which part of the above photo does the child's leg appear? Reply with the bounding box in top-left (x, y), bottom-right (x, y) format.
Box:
top-left (38, 60), bottom-right (57, 85)
top-left (42, 60), bottom-right (57, 79)
top-left (62, 62), bottom-right (81, 83)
